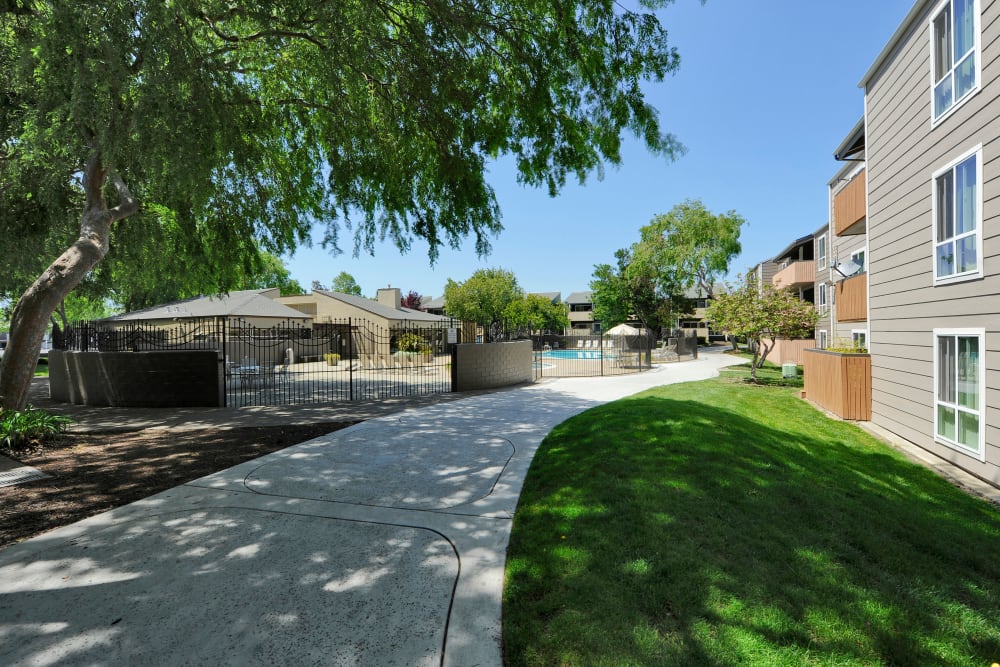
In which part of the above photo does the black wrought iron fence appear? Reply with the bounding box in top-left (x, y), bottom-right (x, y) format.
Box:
top-left (491, 323), bottom-right (653, 379)
top-left (58, 316), bottom-right (464, 407)
top-left (530, 333), bottom-right (653, 379)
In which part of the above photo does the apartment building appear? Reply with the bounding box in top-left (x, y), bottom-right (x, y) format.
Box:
top-left (675, 286), bottom-right (725, 342)
top-left (813, 223), bottom-right (833, 349)
top-left (827, 124), bottom-right (871, 351)
top-left (858, 0), bottom-right (998, 484)
top-left (565, 291), bottom-right (600, 335)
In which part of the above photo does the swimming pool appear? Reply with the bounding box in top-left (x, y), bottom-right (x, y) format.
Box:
top-left (540, 349), bottom-right (616, 360)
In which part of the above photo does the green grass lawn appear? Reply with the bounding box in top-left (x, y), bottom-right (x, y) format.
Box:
top-left (503, 365), bottom-right (1000, 666)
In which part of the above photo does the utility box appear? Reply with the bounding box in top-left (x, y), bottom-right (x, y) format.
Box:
top-left (782, 362), bottom-right (798, 378)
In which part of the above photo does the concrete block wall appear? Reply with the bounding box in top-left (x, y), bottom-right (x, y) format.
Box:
top-left (49, 350), bottom-right (223, 407)
top-left (453, 340), bottom-right (533, 391)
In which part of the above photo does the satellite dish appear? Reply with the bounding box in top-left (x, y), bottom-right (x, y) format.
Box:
top-left (833, 260), bottom-right (861, 278)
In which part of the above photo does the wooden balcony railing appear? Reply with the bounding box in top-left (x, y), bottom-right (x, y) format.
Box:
top-left (835, 273), bottom-right (867, 322)
top-left (803, 349), bottom-right (871, 420)
top-left (833, 169), bottom-right (866, 236)
top-left (772, 260), bottom-right (815, 289)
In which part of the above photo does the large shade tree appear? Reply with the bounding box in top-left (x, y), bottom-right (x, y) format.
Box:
top-left (636, 199), bottom-right (744, 299)
top-left (443, 268), bottom-right (523, 342)
top-left (0, 1), bottom-right (688, 409)
top-left (503, 294), bottom-right (569, 337)
top-left (590, 247), bottom-right (681, 337)
top-left (329, 272), bottom-right (363, 297)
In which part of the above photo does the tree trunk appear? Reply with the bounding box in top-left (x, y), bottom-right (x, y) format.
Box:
top-left (0, 155), bottom-right (137, 411)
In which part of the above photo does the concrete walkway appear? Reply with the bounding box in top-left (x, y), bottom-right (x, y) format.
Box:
top-left (0, 352), bottom-right (741, 666)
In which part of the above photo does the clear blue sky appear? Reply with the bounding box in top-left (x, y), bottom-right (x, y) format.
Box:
top-left (284, 0), bottom-right (915, 301)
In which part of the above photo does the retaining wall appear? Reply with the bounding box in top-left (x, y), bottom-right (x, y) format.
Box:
top-left (49, 350), bottom-right (223, 407)
top-left (453, 340), bottom-right (533, 391)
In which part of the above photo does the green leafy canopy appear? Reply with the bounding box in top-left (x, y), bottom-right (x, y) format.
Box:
top-left (0, 0), bottom-right (693, 409)
top-left (1, 0), bottom-right (688, 269)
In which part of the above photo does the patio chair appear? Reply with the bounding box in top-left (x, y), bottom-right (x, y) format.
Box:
top-left (577, 340), bottom-right (584, 348)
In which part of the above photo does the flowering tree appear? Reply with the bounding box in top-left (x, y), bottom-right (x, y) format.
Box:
top-left (400, 291), bottom-right (424, 310)
top-left (706, 276), bottom-right (818, 382)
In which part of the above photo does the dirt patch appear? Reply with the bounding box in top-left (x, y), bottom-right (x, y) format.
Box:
top-left (0, 422), bottom-right (355, 550)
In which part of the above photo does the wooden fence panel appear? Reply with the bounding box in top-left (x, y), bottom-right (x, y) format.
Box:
top-left (803, 349), bottom-right (871, 421)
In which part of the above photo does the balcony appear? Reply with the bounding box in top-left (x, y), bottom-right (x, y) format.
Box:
top-left (835, 273), bottom-right (867, 322)
top-left (772, 260), bottom-right (815, 289)
top-left (834, 169), bottom-right (866, 236)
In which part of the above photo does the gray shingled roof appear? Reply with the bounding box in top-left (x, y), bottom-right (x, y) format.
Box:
top-left (316, 290), bottom-right (454, 323)
top-left (531, 291), bottom-right (561, 303)
top-left (106, 290), bottom-right (311, 321)
top-left (565, 291), bottom-right (592, 304)
top-left (422, 295), bottom-right (446, 310)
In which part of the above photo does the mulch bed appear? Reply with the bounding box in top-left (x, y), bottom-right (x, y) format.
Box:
top-left (0, 422), bottom-right (355, 550)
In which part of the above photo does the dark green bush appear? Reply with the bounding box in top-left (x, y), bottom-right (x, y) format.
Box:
top-left (0, 407), bottom-right (72, 452)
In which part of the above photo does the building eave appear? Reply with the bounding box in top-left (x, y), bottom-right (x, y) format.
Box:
top-left (858, 0), bottom-right (934, 89)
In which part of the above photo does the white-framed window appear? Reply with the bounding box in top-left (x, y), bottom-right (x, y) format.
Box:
top-left (930, 0), bottom-right (980, 123)
top-left (933, 145), bottom-right (982, 284)
top-left (818, 330), bottom-right (828, 350)
top-left (851, 330), bottom-right (867, 351)
top-left (817, 283), bottom-right (828, 313)
top-left (933, 328), bottom-right (985, 460)
top-left (817, 234), bottom-right (827, 268)
top-left (851, 250), bottom-right (866, 275)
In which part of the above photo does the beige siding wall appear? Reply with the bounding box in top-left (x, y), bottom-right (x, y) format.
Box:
top-left (866, 0), bottom-right (1000, 483)
top-left (276, 294), bottom-right (385, 324)
top-left (814, 228), bottom-right (832, 346)
top-left (831, 231), bottom-right (869, 344)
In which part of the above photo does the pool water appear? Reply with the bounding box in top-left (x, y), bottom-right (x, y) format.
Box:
top-left (541, 349), bottom-right (616, 360)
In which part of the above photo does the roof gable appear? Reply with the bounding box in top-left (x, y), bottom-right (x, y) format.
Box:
top-left (107, 290), bottom-right (311, 321)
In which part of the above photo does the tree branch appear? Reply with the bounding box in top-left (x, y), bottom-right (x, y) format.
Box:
top-left (198, 12), bottom-right (326, 50)
top-left (107, 172), bottom-right (139, 221)
top-left (82, 152), bottom-right (109, 211)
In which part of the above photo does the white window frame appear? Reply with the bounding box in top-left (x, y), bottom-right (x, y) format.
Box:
top-left (932, 145), bottom-right (982, 285)
top-left (816, 234), bottom-right (827, 268)
top-left (817, 283), bottom-right (828, 313)
top-left (851, 329), bottom-right (868, 350)
top-left (933, 328), bottom-right (986, 461)
top-left (929, 0), bottom-right (981, 125)
top-left (818, 330), bottom-right (828, 350)
top-left (851, 249), bottom-right (866, 275)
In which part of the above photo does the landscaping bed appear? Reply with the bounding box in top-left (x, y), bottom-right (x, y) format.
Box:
top-left (0, 421), bottom-right (354, 550)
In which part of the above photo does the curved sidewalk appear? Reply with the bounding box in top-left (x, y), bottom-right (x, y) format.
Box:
top-left (0, 351), bottom-right (741, 666)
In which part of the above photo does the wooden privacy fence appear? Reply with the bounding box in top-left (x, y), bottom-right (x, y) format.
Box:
top-left (803, 349), bottom-right (871, 421)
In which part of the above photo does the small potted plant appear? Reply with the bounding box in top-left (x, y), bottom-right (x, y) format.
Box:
top-left (324, 352), bottom-right (340, 366)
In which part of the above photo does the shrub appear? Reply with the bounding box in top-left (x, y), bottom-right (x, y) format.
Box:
top-left (324, 352), bottom-right (340, 365)
top-left (397, 332), bottom-right (432, 354)
top-left (0, 407), bottom-right (72, 452)
top-left (827, 338), bottom-right (868, 354)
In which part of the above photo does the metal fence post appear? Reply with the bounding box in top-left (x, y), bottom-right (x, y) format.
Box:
top-left (348, 317), bottom-right (354, 401)
top-left (222, 317), bottom-right (228, 407)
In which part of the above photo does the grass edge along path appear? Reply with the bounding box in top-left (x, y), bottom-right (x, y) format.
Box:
top-left (503, 367), bottom-right (1000, 666)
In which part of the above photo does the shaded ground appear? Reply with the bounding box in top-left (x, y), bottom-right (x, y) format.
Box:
top-left (0, 422), bottom-right (355, 550)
